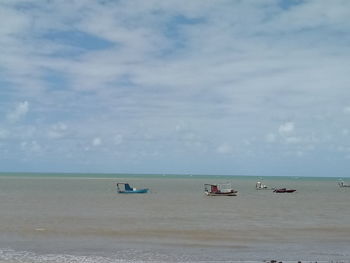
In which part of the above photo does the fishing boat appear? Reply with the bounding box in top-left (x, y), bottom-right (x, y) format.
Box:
top-left (255, 181), bottom-right (273, 190)
top-left (204, 183), bottom-right (238, 196)
top-left (116, 183), bottom-right (149, 194)
top-left (273, 188), bottom-right (296, 193)
top-left (338, 180), bottom-right (350, 188)
top-left (256, 181), bottom-right (268, 190)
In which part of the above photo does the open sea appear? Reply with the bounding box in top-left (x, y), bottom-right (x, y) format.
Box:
top-left (0, 173), bottom-right (349, 262)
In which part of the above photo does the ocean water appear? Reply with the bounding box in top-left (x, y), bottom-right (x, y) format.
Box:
top-left (0, 173), bottom-right (349, 262)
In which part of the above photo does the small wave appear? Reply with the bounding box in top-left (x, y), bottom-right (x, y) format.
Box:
top-left (0, 248), bottom-right (200, 263)
top-left (0, 248), bottom-right (129, 263)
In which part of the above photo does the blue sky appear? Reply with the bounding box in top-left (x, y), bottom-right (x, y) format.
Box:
top-left (1, 0), bottom-right (350, 176)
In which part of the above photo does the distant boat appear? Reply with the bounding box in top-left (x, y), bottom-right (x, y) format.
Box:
top-left (338, 180), bottom-right (350, 188)
top-left (204, 183), bottom-right (238, 196)
top-left (116, 183), bottom-right (148, 194)
top-left (256, 181), bottom-right (273, 190)
top-left (273, 188), bottom-right (296, 193)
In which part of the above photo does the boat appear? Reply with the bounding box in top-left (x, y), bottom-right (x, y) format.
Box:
top-left (116, 183), bottom-right (149, 194)
top-left (204, 183), bottom-right (238, 196)
top-left (273, 188), bottom-right (296, 193)
top-left (256, 181), bottom-right (267, 190)
top-left (255, 181), bottom-right (273, 190)
top-left (338, 180), bottom-right (350, 188)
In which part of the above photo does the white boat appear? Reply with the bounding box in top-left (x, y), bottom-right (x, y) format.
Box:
top-left (338, 180), bottom-right (350, 188)
top-left (256, 181), bottom-right (273, 190)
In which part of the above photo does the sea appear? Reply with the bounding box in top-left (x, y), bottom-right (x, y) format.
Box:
top-left (0, 173), bottom-right (349, 263)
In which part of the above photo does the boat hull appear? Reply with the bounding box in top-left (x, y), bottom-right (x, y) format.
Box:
top-left (118, 189), bottom-right (149, 194)
top-left (205, 191), bottom-right (237, 196)
top-left (273, 189), bottom-right (296, 193)
top-left (338, 181), bottom-right (350, 187)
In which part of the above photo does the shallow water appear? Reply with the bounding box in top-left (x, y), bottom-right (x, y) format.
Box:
top-left (0, 174), bottom-right (349, 262)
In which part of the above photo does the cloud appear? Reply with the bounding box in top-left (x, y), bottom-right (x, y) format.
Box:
top-left (47, 122), bottom-right (67, 139)
top-left (216, 143), bottom-right (233, 155)
top-left (6, 101), bottom-right (29, 123)
top-left (344, 106), bottom-right (350, 114)
top-left (278, 122), bottom-right (295, 135)
top-left (20, 140), bottom-right (42, 153)
top-left (285, 136), bottom-right (301, 144)
top-left (0, 128), bottom-right (9, 140)
top-left (265, 133), bottom-right (276, 143)
top-left (92, 137), bottom-right (102, 147)
top-left (0, 0), bottom-right (350, 175)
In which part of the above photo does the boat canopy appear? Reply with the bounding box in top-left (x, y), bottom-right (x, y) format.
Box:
top-left (204, 183), bottom-right (233, 193)
top-left (116, 182), bottom-right (134, 191)
top-left (204, 183), bottom-right (237, 196)
top-left (124, 183), bottom-right (133, 191)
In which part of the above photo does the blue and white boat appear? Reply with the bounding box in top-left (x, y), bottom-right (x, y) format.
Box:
top-left (116, 183), bottom-right (149, 194)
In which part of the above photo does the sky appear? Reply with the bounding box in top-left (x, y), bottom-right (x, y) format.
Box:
top-left (1, 0), bottom-right (350, 177)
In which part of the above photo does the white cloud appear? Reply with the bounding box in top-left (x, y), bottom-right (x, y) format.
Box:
top-left (20, 140), bottom-right (42, 153)
top-left (6, 101), bottom-right (29, 123)
top-left (48, 122), bottom-right (67, 139)
top-left (92, 137), bottom-right (102, 146)
top-left (278, 122), bottom-right (295, 135)
top-left (216, 143), bottom-right (233, 155)
top-left (0, 128), bottom-right (9, 140)
top-left (342, 129), bottom-right (349, 136)
top-left (265, 133), bottom-right (276, 143)
top-left (285, 136), bottom-right (301, 144)
top-left (296, 151), bottom-right (304, 157)
top-left (344, 106), bottom-right (350, 114)
top-left (336, 146), bottom-right (348, 152)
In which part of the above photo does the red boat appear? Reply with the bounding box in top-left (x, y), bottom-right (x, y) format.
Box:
top-left (273, 188), bottom-right (296, 193)
top-left (204, 183), bottom-right (238, 196)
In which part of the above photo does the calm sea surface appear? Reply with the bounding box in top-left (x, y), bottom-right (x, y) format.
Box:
top-left (0, 173), bottom-right (349, 262)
